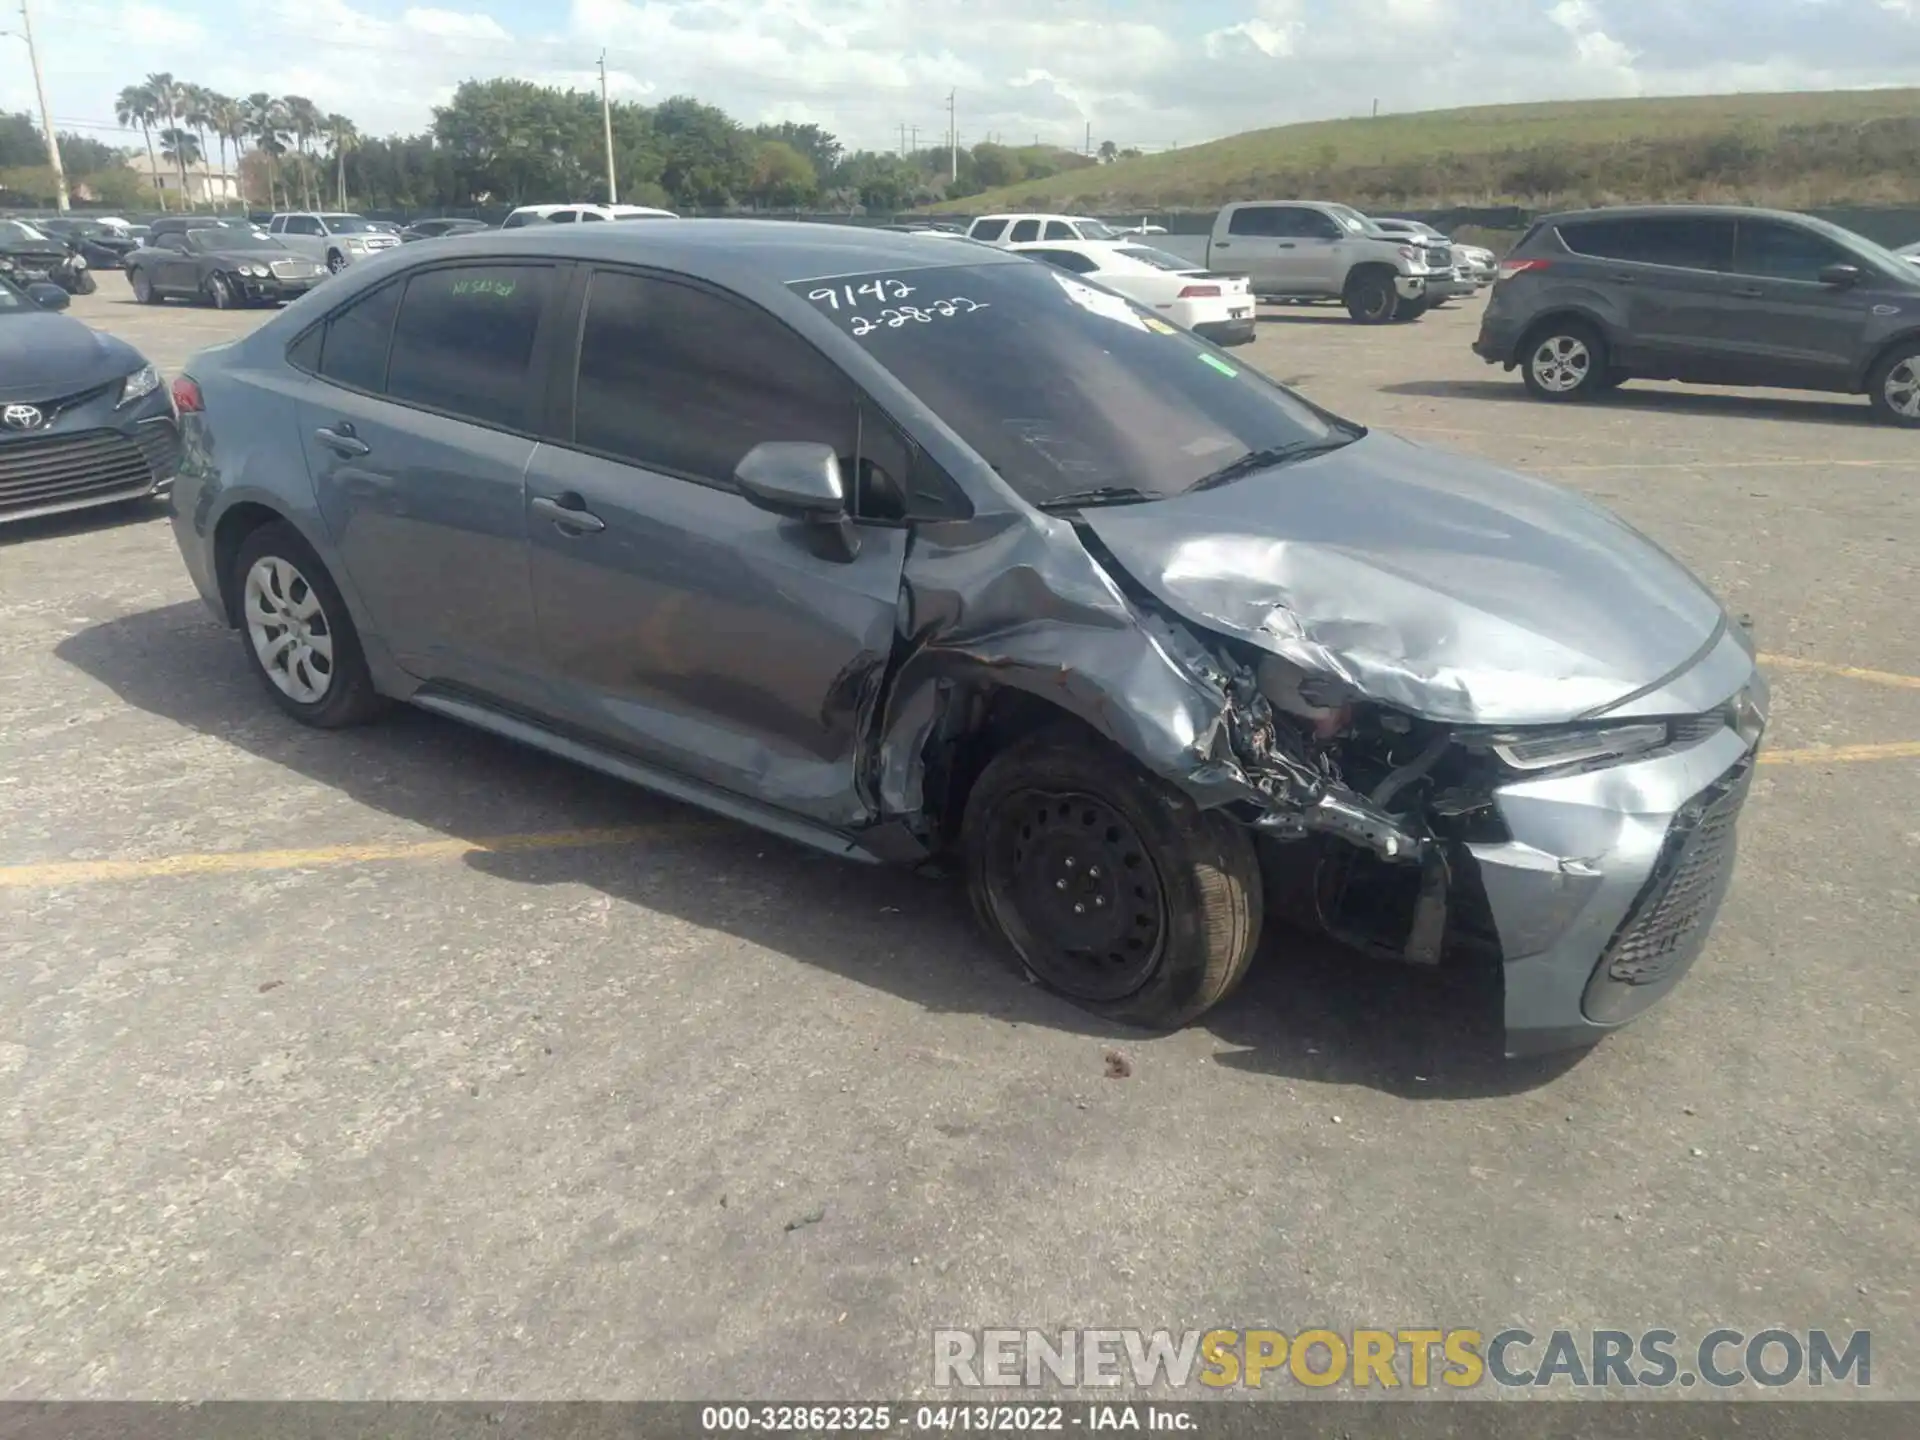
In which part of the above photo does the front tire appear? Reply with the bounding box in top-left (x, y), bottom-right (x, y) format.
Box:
top-left (1344, 270), bottom-right (1400, 324)
top-left (205, 272), bottom-right (235, 309)
top-left (1868, 342), bottom-right (1920, 427)
top-left (326, 250), bottom-right (347, 274)
top-left (231, 522), bottom-right (388, 728)
top-left (962, 726), bottom-right (1263, 1029)
top-left (72, 270), bottom-right (97, 295)
top-left (130, 268), bottom-right (158, 304)
top-left (1520, 319), bottom-right (1610, 401)
top-left (1393, 298), bottom-right (1431, 323)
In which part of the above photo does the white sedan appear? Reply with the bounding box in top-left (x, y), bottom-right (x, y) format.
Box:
top-left (1007, 239), bottom-right (1257, 346)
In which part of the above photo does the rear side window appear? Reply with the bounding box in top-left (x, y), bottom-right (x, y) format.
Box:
top-left (384, 265), bottom-right (553, 429)
top-left (969, 218), bottom-right (1008, 241)
top-left (315, 280), bottom-right (402, 392)
top-left (1027, 249), bottom-right (1099, 274)
top-left (571, 269), bottom-right (856, 489)
top-left (1226, 206), bottom-right (1281, 237)
top-left (1559, 216), bottom-right (1733, 272)
top-left (1732, 220), bottom-right (1852, 283)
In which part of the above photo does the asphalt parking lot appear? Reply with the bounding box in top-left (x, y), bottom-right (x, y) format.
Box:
top-left (3, 272), bottom-right (1916, 1400)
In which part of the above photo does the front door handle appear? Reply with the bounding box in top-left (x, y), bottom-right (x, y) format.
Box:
top-left (1275, 242), bottom-right (1296, 249)
top-left (1609, 273), bottom-right (1636, 285)
top-left (1213, 242), bottom-right (1231, 249)
top-left (1732, 286), bottom-right (1764, 299)
top-left (531, 493), bottom-right (606, 534)
top-left (314, 424), bottom-right (369, 458)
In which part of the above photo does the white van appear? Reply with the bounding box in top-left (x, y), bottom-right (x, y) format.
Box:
top-left (964, 213), bottom-right (1124, 246)
top-left (500, 203), bottom-right (680, 228)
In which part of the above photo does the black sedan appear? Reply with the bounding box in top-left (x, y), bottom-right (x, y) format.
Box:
top-left (0, 273), bottom-right (179, 525)
top-left (125, 228), bottom-right (328, 308)
top-left (0, 219), bottom-right (94, 294)
top-left (399, 217), bottom-right (492, 242)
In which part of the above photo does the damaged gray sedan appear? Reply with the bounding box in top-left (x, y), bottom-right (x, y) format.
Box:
top-left (166, 222), bottom-right (1768, 1056)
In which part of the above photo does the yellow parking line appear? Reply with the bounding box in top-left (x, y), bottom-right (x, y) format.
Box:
top-left (1759, 654), bottom-right (1920, 690)
top-left (1760, 741), bottom-right (1920, 767)
top-left (0, 823), bottom-right (716, 890)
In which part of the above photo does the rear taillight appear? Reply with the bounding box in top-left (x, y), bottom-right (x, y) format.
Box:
top-left (1497, 258), bottom-right (1551, 282)
top-left (1178, 284), bottom-right (1222, 298)
top-left (171, 375), bottom-right (203, 413)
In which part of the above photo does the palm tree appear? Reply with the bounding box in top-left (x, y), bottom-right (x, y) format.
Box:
top-left (324, 113), bottom-right (358, 211)
top-left (282, 96), bottom-right (324, 210)
top-left (244, 93), bottom-right (288, 210)
top-left (115, 82), bottom-right (166, 211)
top-left (146, 72), bottom-right (190, 205)
top-left (206, 92), bottom-right (245, 211)
top-left (160, 127), bottom-right (203, 174)
top-left (181, 84), bottom-right (219, 208)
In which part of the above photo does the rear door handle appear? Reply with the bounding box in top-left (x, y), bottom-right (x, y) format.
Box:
top-left (531, 493), bottom-right (606, 534)
top-left (314, 424), bottom-right (369, 458)
top-left (1609, 273), bottom-right (1636, 285)
top-left (1275, 242), bottom-right (1296, 249)
top-left (1213, 242), bottom-right (1231, 249)
top-left (1733, 286), bottom-right (1764, 298)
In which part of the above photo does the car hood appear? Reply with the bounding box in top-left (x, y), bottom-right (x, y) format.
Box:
top-left (0, 313), bottom-right (144, 400)
top-left (1079, 431), bottom-right (1730, 726)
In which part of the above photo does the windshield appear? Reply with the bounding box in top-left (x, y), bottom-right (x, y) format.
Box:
top-left (190, 231), bottom-right (287, 252)
top-left (1327, 205), bottom-right (1370, 234)
top-left (321, 216), bottom-right (379, 234)
top-left (789, 261), bottom-right (1350, 508)
top-left (1073, 219), bottom-right (1121, 240)
top-left (1802, 214), bottom-right (1918, 281)
top-left (0, 220), bottom-right (50, 244)
top-left (1115, 245), bottom-right (1202, 272)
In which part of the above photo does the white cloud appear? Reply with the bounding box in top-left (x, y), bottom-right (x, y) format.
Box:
top-left (13, 0), bottom-right (1920, 165)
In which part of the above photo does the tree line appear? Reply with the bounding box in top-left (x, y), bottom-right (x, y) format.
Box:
top-left (85, 73), bottom-right (1125, 217)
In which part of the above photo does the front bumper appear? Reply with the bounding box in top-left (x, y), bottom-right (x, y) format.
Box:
top-left (1425, 275), bottom-right (1479, 302)
top-left (1476, 678), bottom-right (1767, 1057)
top-left (237, 272), bottom-right (323, 302)
top-left (0, 390), bottom-right (180, 525)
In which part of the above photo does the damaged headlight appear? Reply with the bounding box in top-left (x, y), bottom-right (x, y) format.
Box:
top-left (1490, 722), bottom-right (1668, 772)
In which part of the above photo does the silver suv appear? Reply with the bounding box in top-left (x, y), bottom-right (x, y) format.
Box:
top-left (267, 212), bottom-right (402, 274)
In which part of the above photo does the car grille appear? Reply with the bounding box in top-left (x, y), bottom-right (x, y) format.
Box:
top-left (268, 260), bottom-right (310, 278)
top-left (1425, 245), bottom-right (1452, 268)
top-left (365, 236), bottom-right (398, 250)
top-left (1600, 760), bottom-right (1751, 988)
top-left (0, 424), bottom-right (177, 519)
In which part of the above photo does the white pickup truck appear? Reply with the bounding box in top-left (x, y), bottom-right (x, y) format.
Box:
top-left (1157, 201), bottom-right (1472, 323)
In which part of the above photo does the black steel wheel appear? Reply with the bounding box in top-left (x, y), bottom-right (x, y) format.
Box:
top-left (963, 725), bottom-right (1263, 1029)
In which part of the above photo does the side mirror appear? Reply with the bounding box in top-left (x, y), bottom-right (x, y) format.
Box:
top-left (1819, 263), bottom-right (1863, 288)
top-left (733, 441), bottom-right (859, 562)
top-left (26, 282), bottom-right (69, 311)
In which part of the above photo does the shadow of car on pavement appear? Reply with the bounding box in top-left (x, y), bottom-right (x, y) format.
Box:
top-left (57, 600), bottom-right (1588, 1099)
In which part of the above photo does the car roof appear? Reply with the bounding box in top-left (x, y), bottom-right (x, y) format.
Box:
top-left (412, 218), bottom-right (1024, 291)
top-left (1533, 203), bottom-right (1822, 226)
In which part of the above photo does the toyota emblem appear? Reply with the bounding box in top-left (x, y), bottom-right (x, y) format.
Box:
top-left (2, 403), bottom-right (43, 431)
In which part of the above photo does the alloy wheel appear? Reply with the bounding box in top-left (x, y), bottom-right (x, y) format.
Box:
top-left (327, 252), bottom-right (346, 274)
top-left (983, 788), bottom-right (1168, 1002)
top-left (243, 556), bottom-right (335, 705)
top-left (1884, 358), bottom-right (1920, 419)
top-left (1529, 334), bottom-right (1592, 393)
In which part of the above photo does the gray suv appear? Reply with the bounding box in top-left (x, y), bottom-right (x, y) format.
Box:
top-left (1474, 205), bottom-right (1920, 425)
top-left (165, 221), bottom-right (1768, 1056)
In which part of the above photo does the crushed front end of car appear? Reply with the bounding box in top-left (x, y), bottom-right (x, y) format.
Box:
top-left (886, 430), bottom-right (1768, 1057)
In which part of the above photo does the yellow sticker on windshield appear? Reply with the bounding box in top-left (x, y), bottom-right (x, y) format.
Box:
top-left (1198, 353), bottom-right (1238, 377)
top-left (1143, 317), bottom-right (1177, 335)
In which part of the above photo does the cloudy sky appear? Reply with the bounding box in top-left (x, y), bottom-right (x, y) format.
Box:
top-left (16, 0), bottom-right (1920, 159)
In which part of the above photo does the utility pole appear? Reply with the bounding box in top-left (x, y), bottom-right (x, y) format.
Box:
top-left (598, 51), bottom-right (618, 204)
top-left (1084, 121), bottom-right (1092, 156)
top-left (7, 0), bottom-right (67, 211)
top-left (946, 89), bottom-right (957, 183)
top-left (909, 124), bottom-right (919, 155)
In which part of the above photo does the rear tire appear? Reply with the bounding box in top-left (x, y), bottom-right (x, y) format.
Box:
top-left (1344, 270), bottom-right (1400, 324)
top-left (73, 270), bottom-right (97, 295)
top-left (130, 268), bottom-right (158, 304)
top-left (962, 726), bottom-right (1263, 1030)
top-left (1520, 318), bottom-right (1610, 401)
top-left (230, 522), bottom-right (388, 729)
top-left (1867, 342), bottom-right (1920, 428)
